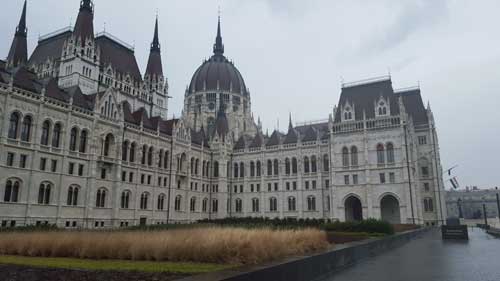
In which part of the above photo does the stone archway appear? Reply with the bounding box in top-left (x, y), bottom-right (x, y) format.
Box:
top-left (345, 196), bottom-right (363, 222)
top-left (380, 194), bottom-right (401, 224)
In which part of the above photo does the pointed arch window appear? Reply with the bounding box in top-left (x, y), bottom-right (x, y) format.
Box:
top-left (38, 183), bottom-right (51, 205)
top-left (304, 156), bottom-right (310, 173)
top-left (67, 185), bottom-right (79, 206)
top-left (239, 162), bottom-right (244, 178)
top-left (174, 195), bottom-right (182, 211)
top-left (4, 179), bottom-right (20, 203)
top-left (267, 160), bottom-right (272, 176)
top-left (288, 196), bottom-right (296, 211)
top-left (69, 127), bottom-right (78, 151)
top-left (323, 154), bottom-right (329, 172)
top-left (307, 196), bottom-right (316, 211)
top-left (121, 191), bottom-right (130, 209)
top-left (235, 198), bottom-right (243, 213)
top-left (252, 198), bottom-right (260, 213)
top-left (311, 156), bottom-right (317, 173)
top-left (285, 158), bottom-right (291, 175)
top-left (122, 141), bottom-right (129, 161)
top-left (159, 150), bottom-right (164, 168)
top-left (386, 143), bottom-right (395, 164)
top-left (96, 188), bottom-right (107, 208)
top-left (234, 163), bottom-right (239, 178)
top-left (8, 112), bottom-right (20, 139)
top-left (202, 198), bottom-right (208, 213)
top-left (250, 161), bottom-right (255, 177)
top-left (163, 151), bottom-right (169, 169)
top-left (256, 161), bottom-right (261, 177)
top-left (377, 144), bottom-right (385, 164)
top-left (273, 159), bottom-right (279, 175)
top-left (52, 123), bottom-right (62, 148)
top-left (351, 146), bottom-right (358, 166)
top-left (190, 197), bottom-right (197, 212)
top-left (21, 116), bottom-right (32, 142)
top-left (140, 192), bottom-right (149, 210)
top-left (41, 120), bottom-right (50, 146)
top-left (147, 147), bottom-right (154, 166)
top-left (79, 130), bottom-right (88, 153)
top-left (292, 158), bottom-right (298, 174)
top-left (214, 161), bottom-right (219, 177)
top-left (130, 143), bottom-right (136, 163)
top-left (141, 145), bottom-right (147, 164)
top-left (104, 134), bottom-right (114, 157)
top-left (342, 147), bottom-right (349, 167)
top-left (269, 197), bottom-right (278, 212)
top-left (157, 194), bottom-right (165, 210)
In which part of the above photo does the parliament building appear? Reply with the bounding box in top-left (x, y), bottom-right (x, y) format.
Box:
top-left (0, 1), bottom-right (446, 228)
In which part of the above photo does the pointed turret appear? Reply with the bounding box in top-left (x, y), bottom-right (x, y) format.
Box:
top-left (214, 99), bottom-right (229, 139)
top-left (6, 0), bottom-right (28, 68)
top-left (213, 16), bottom-right (224, 56)
top-left (288, 113), bottom-right (293, 131)
top-left (73, 0), bottom-right (94, 43)
top-left (145, 17), bottom-right (163, 78)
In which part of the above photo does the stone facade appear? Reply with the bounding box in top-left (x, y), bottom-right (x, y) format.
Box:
top-left (0, 1), bottom-right (446, 229)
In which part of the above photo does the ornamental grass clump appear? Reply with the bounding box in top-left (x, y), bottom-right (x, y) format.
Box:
top-left (0, 227), bottom-right (328, 265)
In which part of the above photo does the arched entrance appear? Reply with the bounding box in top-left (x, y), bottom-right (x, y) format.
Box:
top-left (345, 196), bottom-right (363, 222)
top-left (380, 195), bottom-right (401, 224)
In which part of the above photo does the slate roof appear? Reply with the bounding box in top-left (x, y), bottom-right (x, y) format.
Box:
top-left (6, 0), bottom-right (28, 68)
top-left (283, 126), bottom-right (299, 144)
top-left (158, 119), bottom-right (179, 136)
top-left (96, 35), bottom-right (143, 82)
top-left (249, 133), bottom-right (264, 148)
top-left (145, 18), bottom-right (163, 77)
top-left (301, 126), bottom-right (318, 142)
top-left (334, 78), bottom-right (400, 122)
top-left (44, 78), bottom-right (68, 102)
top-left (66, 86), bottom-right (95, 110)
top-left (12, 66), bottom-right (43, 93)
top-left (73, 1), bottom-right (94, 42)
top-left (266, 130), bottom-right (282, 147)
top-left (234, 135), bottom-right (247, 150)
top-left (398, 89), bottom-right (429, 125)
top-left (29, 30), bottom-right (72, 66)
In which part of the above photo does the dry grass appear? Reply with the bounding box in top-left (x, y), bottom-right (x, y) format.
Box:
top-left (0, 227), bottom-right (328, 265)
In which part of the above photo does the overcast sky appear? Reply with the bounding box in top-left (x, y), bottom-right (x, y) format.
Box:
top-left (1, 0), bottom-right (499, 189)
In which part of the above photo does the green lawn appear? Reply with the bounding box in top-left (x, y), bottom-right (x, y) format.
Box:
top-left (0, 255), bottom-right (233, 274)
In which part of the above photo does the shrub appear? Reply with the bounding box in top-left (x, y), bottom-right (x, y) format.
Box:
top-left (322, 219), bottom-right (394, 235)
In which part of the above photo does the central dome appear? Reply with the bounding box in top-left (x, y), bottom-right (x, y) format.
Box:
top-left (188, 54), bottom-right (248, 96)
top-left (188, 17), bottom-right (248, 96)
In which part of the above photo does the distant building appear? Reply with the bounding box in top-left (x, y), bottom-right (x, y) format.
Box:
top-left (0, 1), bottom-right (446, 228)
top-left (446, 187), bottom-right (500, 219)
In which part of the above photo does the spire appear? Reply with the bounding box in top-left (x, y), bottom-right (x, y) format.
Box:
top-left (213, 15), bottom-right (224, 55)
top-left (145, 16), bottom-right (163, 78)
top-left (6, 0), bottom-right (28, 68)
top-left (288, 113), bottom-right (293, 131)
top-left (151, 16), bottom-right (160, 52)
top-left (74, 0), bottom-right (94, 42)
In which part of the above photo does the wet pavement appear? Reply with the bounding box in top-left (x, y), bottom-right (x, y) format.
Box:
top-left (323, 227), bottom-right (500, 281)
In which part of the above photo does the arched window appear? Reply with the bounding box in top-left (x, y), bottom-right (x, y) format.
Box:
top-left (202, 161), bottom-right (206, 177)
top-left (252, 198), bottom-right (259, 212)
top-left (214, 161), bottom-right (219, 177)
top-left (129, 142), bottom-right (137, 163)
top-left (234, 163), bottom-right (239, 178)
top-left (269, 197), bottom-right (278, 212)
top-left (174, 195), bottom-right (182, 211)
top-left (195, 158), bottom-right (199, 174)
top-left (307, 196), bottom-right (316, 211)
top-left (67, 185), bottom-right (79, 206)
top-left (122, 141), bottom-right (129, 161)
top-left (292, 158), bottom-right (298, 174)
top-left (285, 158), bottom-right (291, 175)
top-left (141, 145), bottom-right (147, 164)
top-left (256, 161), bottom-right (261, 177)
top-left (121, 191), bottom-right (130, 209)
top-left (288, 196), bottom-right (296, 211)
top-left (342, 147), bottom-right (349, 167)
top-left (8, 112), bottom-right (20, 139)
top-left (38, 183), bottom-right (51, 205)
top-left (4, 179), bottom-right (20, 203)
top-left (424, 198), bottom-right (434, 212)
top-left (103, 134), bottom-right (114, 157)
top-left (190, 197), bottom-right (197, 212)
top-left (163, 151), bottom-right (169, 169)
top-left (79, 130), bottom-right (88, 153)
top-left (386, 143), bottom-right (394, 164)
top-left (202, 198), bottom-right (208, 213)
top-left (235, 198), bottom-right (243, 213)
top-left (205, 161), bottom-right (210, 177)
top-left (41, 120), bottom-right (50, 145)
top-left (52, 123), bottom-right (62, 148)
top-left (311, 156), bottom-right (317, 173)
top-left (304, 156), bottom-right (310, 173)
top-left (267, 160), bottom-right (273, 176)
top-left (323, 154), bottom-right (329, 172)
top-left (212, 199), bottom-right (218, 213)
top-left (140, 192), bottom-right (149, 210)
top-left (351, 146), bottom-right (358, 166)
top-left (157, 194), bottom-right (165, 210)
top-left (250, 161), bottom-right (255, 177)
top-left (273, 159), bottom-right (279, 175)
top-left (190, 158), bottom-right (195, 174)
top-left (69, 127), bottom-right (78, 151)
top-left (147, 147), bottom-right (154, 166)
top-left (20, 116), bottom-right (32, 142)
top-left (158, 150), bottom-right (164, 168)
top-left (377, 144), bottom-right (385, 164)
top-left (239, 162), bottom-right (244, 178)
top-left (96, 188), bottom-right (106, 208)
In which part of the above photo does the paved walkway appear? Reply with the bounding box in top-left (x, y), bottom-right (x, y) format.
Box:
top-left (324, 227), bottom-right (500, 281)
